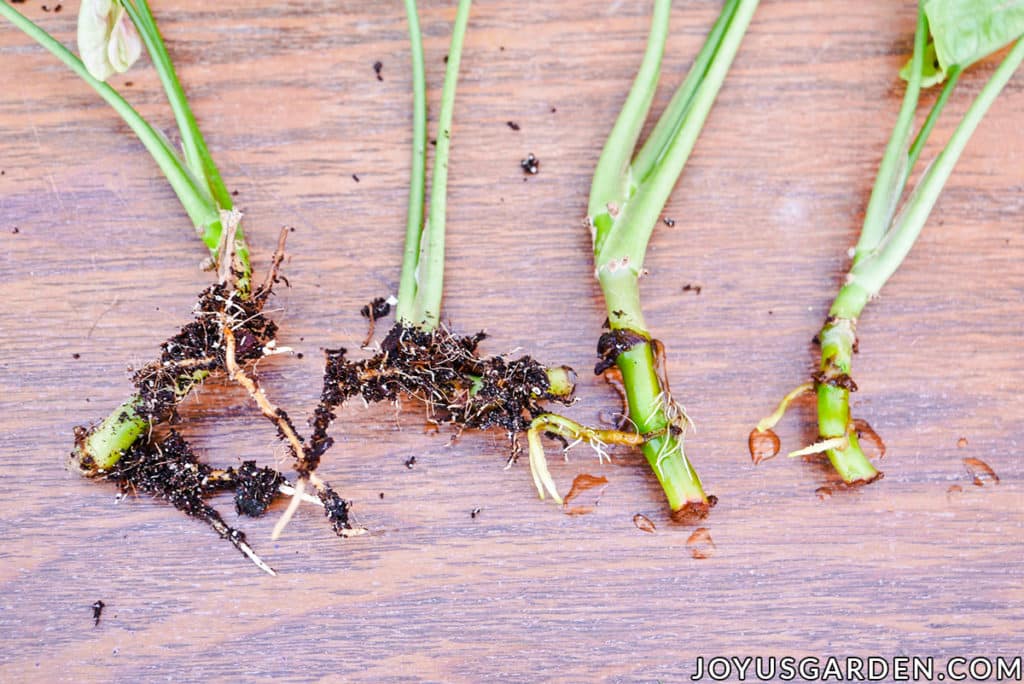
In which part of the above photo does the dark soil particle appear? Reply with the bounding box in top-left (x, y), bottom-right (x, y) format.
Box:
top-left (72, 353), bottom-right (80, 359)
top-left (360, 297), bottom-right (392, 346)
top-left (506, 121), bottom-right (520, 131)
top-left (681, 283), bottom-right (702, 295)
top-left (663, 217), bottom-right (675, 227)
top-left (595, 329), bottom-right (649, 374)
top-left (373, 61), bottom-right (383, 81)
top-left (10, 227), bottom-right (19, 234)
top-left (91, 600), bottom-right (105, 626)
top-left (233, 461), bottom-right (284, 517)
top-left (470, 506), bottom-right (482, 518)
top-left (404, 456), bottom-right (417, 469)
top-left (319, 487), bottom-right (353, 535)
top-left (360, 297), bottom-right (392, 320)
top-left (352, 174), bottom-right (360, 183)
top-left (520, 153), bottom-right (539, 175)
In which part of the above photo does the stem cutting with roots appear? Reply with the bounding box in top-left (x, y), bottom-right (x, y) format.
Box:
top-left (77, 226), bottom-right (364, 574)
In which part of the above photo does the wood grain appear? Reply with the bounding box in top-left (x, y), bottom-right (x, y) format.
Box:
top-left (0, 1), bottom-right (1021, 681)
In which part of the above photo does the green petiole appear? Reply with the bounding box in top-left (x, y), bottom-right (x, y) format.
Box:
top-left (395, 0), bottom-right (472, 330)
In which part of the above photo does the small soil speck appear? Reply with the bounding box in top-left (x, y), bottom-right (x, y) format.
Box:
top-left (686, 528), bottom-right (715, 559)
top-left (361, 297), bottom-right (391, 320)
top-left (506, 121), bottom-right (520, 131)
top-left (379, 492), bottom-right (385, 499)
top-left (91, 600), bottom-right (105, 626)
top-left (373, 61), bottom-right (383, 81)
top-left (663, 217), bottom-right (675, 227)
top-left (632, 513), bottom-right (656, 533)
top-left (957, 437), bottom-right (968, 448)
top-left (748, 428), bottom-right (780, 464)
top-left (72, 353), bottom-right (81, 359)
top-left (946, 484), bottom-right (963, 498)
top-left (11, 227), bottom-right (19, 234)
top-left (352, 174), bottom-right (360, 183)
top-left (520, 153), bottom-right (539, 175)
top-left (470, 507), bottom-right (482, 519)
top-left (296, 352), bottom-right (304, 360)
top-left (404, 456), bottom-right (416, 469)
top-left (550, 107), bottom-right (557, 113)
top-left (815, 486), bottom-right (832, 501)
top-left (682, 283), bottom-right (702, 295)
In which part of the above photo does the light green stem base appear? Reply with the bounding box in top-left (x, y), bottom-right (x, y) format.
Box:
top-left (602, 271), bottom-right (708, 515)
top-left (817, 283), bottom-right (880, 484)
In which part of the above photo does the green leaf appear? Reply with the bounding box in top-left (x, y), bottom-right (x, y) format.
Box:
top-left (902, 0), bottom-right (1024, 85)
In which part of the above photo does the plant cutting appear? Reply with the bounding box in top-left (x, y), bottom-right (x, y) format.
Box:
top-left (753, 0), bottom-right (1024, 484)
top-left (1, 0), bottom-right (354, 574)
top-left (288, 0), bottom-right (645, 524)
top-left (570, 0), bottom-right (759, 519)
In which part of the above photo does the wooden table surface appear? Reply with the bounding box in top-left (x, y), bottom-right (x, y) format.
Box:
top-left (1, 1), bottom-right (1021, 681)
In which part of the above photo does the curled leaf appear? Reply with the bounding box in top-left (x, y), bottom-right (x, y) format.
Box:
top-left (78, 0), bottom-right (142, 81)
top-left (902, 0), bottom-right (1024, 86)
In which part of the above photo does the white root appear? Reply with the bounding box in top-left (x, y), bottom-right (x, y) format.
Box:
top-left (787, 436), bottom-right (849, 459)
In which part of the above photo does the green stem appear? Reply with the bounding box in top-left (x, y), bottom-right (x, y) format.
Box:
top-left (852, 7), bottom-right (927, 263)
top-left (813, 35), bottom-right (1024, 486)
top-left (410, 0), bottom-right (472, 330)
top-left (594, 0), bottom-right (759, 273)
top-left (906, 65), bottom-right (960, 172)
top-left (588, 0), bottom-right (671, 230)
top-left (631, 0), bottom-right (740, 184)
top-left (598, 269), bottom-right (708, 513)
top-left (75, 370), bottom-right (209, 472)
top-left (852, 37), bottom-right (1024, 297)
top-left (0, 1), bottom-right (219, 234)
top-left (395, 0), bottom-right (428, 324)
top-left (588, 0), bottom-right (758, 513)
top-left (816, 283), bottom-right (879, 483)
top-left (122, 0), bottom-right (251, 292)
